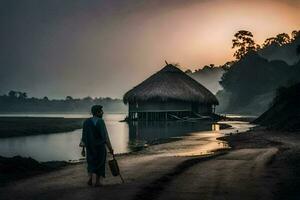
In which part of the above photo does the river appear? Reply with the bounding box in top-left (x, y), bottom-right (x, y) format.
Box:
top-left (0, 113), bottom-right (254, 162)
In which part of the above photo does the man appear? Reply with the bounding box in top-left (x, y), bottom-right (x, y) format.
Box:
top-left (80, 105), bottom-right (114, 187)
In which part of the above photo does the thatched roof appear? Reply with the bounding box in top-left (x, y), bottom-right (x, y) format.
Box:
top-left (123, 64), bottom-right (219, 105)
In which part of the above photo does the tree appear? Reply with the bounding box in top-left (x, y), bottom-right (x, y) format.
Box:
top-left (83, 96), bottom-right (93, 101)
top-left (18, 92), bottom-right (27, 99)
top-left (66, 96), bottom-right (73, 101)
top-left (8, 90), bottom-right (17, 98)
top-left (43, 96), bottom-right (49, 101)
top-left (220, 61), bottom-right (236, 71)
top-left (263, 37), bottom-right (277, 47)
top-left (263, 33), bottom-right (291, 48)
top-left (291, 30), bottom-right (300, 41)
top-left (184, 69), bottom-right (192, 74)
top-left (232, 30), bottom-right (257, 60)
top-left (275, 33), bottom-right (290, 45)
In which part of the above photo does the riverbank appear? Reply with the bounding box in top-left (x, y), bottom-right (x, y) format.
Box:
top-left (0, 156), bottom-right (70, 186)
top-left (2, 121), bottom-right (298, 199)
top-left (0, 117), bottom-right (84, 138)
top-left (0, 120), bottom-right (232, 186)
top-left (220, 127), bottom-right (300, 199)
top-left (0, 116), bottom-right (229, 139)
top-left (0, 121), bottom-right (250, 199)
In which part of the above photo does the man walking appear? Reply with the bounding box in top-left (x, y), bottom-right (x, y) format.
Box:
top-left (80, 105), bottom-right (114, 187)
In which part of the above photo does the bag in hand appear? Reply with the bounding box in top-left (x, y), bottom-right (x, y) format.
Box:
top-left (81, 148), bottom-right (86, 157)
top-left (109, 158), bottom-right (120, 176)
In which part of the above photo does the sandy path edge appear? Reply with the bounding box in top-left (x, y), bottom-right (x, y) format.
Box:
top-left (2, 126), bottom-right (298, 200)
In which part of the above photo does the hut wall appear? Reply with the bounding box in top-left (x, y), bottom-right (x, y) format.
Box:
top-left (197, 104), bottom-right (213, 114)
top-left (129, 101), bottom-right (191, 112)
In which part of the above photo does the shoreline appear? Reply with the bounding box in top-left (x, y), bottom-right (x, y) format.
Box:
top-left (0, 117), bottom-right (85, 138)
top-left (219, 126), bottom-right (300, 199)
top-left (0, 156), bottom-right (72, 187)
top-left (0, 116), bottom-right (231, 139)
top-left (0, 120), bottom-right (236, 186)
top-left (2, 122), bottom-right (297, 199)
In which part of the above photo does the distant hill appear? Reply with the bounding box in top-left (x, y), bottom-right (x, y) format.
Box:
top-left (186, 65), bottom-right (224, 94)
top-left (254, 83), bottom-right (300, 131)
top-left (216, 52), bottom-right (300, 115)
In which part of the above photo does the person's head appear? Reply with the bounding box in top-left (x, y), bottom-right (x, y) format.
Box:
top-left (91, 105), bottom-right (103, 117)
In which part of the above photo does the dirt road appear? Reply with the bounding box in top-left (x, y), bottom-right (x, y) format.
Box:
top-left (1, 123), bottom-right (296, 200)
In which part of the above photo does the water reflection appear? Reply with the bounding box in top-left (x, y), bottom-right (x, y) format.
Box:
top-left (127, 121), bottom-right (217, 150)
top-left (212, 124), bottom-right (220, 131)
top-left (0, 114), bottom-right (233, 162)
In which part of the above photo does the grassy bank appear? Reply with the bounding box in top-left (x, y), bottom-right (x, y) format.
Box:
top-left (0, 156), bottom-right (70, 186)
top-left (0, 117), bottom-right (85, 138)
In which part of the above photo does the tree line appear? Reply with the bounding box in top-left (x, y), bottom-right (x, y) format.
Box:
top-left (231, 29), bottom-right (300, 60)
top-left (216, 29), bottom-right (300, 114)
top-left (185, 29), bottom-right (300, 114)
top-left (0, 91), bottom-right (127, 113)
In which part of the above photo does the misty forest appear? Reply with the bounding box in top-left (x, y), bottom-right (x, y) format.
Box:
top-left (2, 30), bottom-right (300, 116)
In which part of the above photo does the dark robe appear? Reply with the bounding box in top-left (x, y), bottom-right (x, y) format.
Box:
top-left (81, 117), bottom-right (108, 177)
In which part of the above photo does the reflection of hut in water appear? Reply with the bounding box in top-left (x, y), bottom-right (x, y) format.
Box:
top-left (128, 120), bottom-right (212, 144)
top-left (123, 63), bottom-right (219, 121)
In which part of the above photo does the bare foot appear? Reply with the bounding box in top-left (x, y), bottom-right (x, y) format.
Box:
top-left (87, 178), bottom-right (92, 186)
top-left (95, 176), bottom-right (103, 187)
top-left (94, 182), bottom-right (103, 187)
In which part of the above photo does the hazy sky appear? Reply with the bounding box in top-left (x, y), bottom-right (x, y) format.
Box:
top-left (0, 0), bottom-right (299, 99)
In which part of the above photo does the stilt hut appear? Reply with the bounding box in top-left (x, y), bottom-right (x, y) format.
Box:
top-left (123, 63), bottom-right (219, 121)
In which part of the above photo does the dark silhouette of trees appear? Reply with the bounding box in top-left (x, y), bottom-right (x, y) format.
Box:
top-left (275, 33), bottom-right (291, 45)
top-left (217, 29), bottom-right (300, 114)
top-left (263, 32), bottom-right (298, 48)
top-left (218, 45), bottom-right (300, 114)
top-left (291, 30), bottom-right (300, 41)
top-left (18, 92), bottom-right (27, 99)
top-left (220, 61), bottom-right (236, 71)
top-left (66, 96), bottom-right (73, 101)
top-left (8, 91), bottom-right (27, 99)
top-left (255, 82), bottom-right (300, 131)
top-left (83, 96), bottom-right (93, 101)
top-left (264, 33), bottom-right (290, 47)
top-left (8, 90), bottom-right (17, 98)
top-left (0, 92), bottom-right (126, 113)
top-left (263, 37), bottom-right (277, 47)
top-left (43, 96), bottom-right (49, 101)
top-left (232, 30), bottom-right (259, 60)
top-left (259, 30), bottom-right (300, 65)
top-left (184, 69), bottom-right (192, 74)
